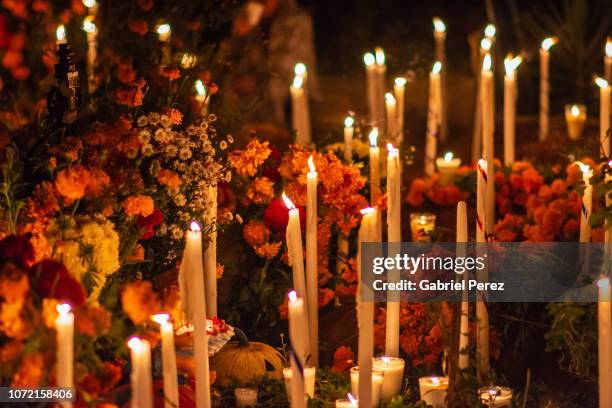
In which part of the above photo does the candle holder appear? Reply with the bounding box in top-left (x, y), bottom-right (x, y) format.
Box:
top-left (349, 366), bottom-right (384, 406)
top-left (418, 376), bottom-right (448, 408)
top-left (282, 366), bottom-right (316, 400)
top-left (372, 356), bottom-right (405, 400)
top-left (410, 213), bottom-right (436, 242)
top-left (234, 387), bottom-right (258, 408)
top-left (564, 104), bottom-right (587, 140)
top-left (435, 152), bottom-right (461, 185)
top-left (335, 394), bottom-right (358, 407)
top-left (478, 385), bottom-right (513, 407)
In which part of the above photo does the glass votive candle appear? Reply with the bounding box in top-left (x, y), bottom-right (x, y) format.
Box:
top-left (372, 356), bottom-right (405, 400)
top-left (335, 393), bottom-right (358, 407)
top-left (234, 387), bottom-right (258, 408)
top-left (564, 104), bottom-right (587, 140)
top-left (282, 366), bottom-right (316, 400)
top-left (410, 213), bottom-right (436, 242)
top-left (418, 376), bottom-right (449, 408)
top-left (435, 152), bottom-right (461, 185)
top-left (478, 385), bottom-right (513, 407)
top-left (349, 366), bottom-right (384, 406)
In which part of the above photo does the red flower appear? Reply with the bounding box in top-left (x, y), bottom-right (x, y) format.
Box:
top-left (262, 145), bottom-right (282, 182)
top-left (0, 235), bottom-right (35, 269)
top-left (331, 346), bottom-right (355, 375)
top-left (29, 260), bottom-right (86, 306)
top-left (137, 208), bottom-right (164, 239)
top-left (263, 197), bottom-right (305, 234)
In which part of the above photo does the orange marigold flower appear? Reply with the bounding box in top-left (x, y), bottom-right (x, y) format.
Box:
top-left (128, 20), bottom-right (148, 36)
top-left (0, 271), bottom-right (29, 304)
top-left (242, 220), bottom-right (270, 248)
top-left (254, 242), bottom-right (282, 259)
top-left (167, 108), bottom-right (183, 125)
top-left (11, 353), bottom-right (44, 388)
top-left (246, 177), bottom-right (275, 205)
top-left (0, 340), bottom-right (23, 364)
top-left (2, 50), bottom-right (22, 69)
top-left (161, 67), bottom-right (181, 80)
top-left (116, 80), bottom-right (146, 107)
top-left (0, 299), bottom-right (31, 339)
top-left (86, 168), bottom-right (110, 196)
top-left (121, 280), bottom-right (160, 325)
top-left (42, 298), bottom-right (60, 328)
top-left (406, 178), bottom-right (428, 207)
top-left (216, 264), bottom-right (224, 279)
top-left (228, 139), bottom-right (271, 177)
top-left (55, 165), bottom-right (91, 202)
top-left (157, 169), bottom-right (182, 189)
top-left (75, 306), bottom-right (112, 337)
top-left (318, 288), bottom-right (334, 308)
top-left (116, 63), bottom-right (137, 84)
top-left (123, 195), bottom-right (155, 217)
top-left (331, 345), bottom-right (355, 375)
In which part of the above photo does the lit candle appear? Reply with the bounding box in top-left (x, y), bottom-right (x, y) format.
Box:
top-left (344, 116), bottom-right (355, 162)
top-left (595, 77), bottom-right (611, 158)
top-left (283, 366), bottom-right (316, 399)
top-left (350, 367), bottom-right (384, 406)
top-left (484, 23), bottom-right (496, 40)
top-left (478, 386), bottom-right (513, 407)
top-left (156, 23), bottom-right (172, 65)
top-left (564, 103), bottom-right (587, 140)
top-left (55, 303), bottom-right (73, 408)
top-left (481, 54), bottom-right (495, 234)
top-left (597, 276), bottom-right (612, 408)
top-left (235, 388), bottom-right (258, 408)
top-left (456, 201), bottom-right (469, 370)
top-left (375, 47), bottom-right (387, 132)
top-left (539, 37), bottom-right (558, 141)
top-left (471, 37), bottom-right (492, 164)
top-left (373, 356), bottom-right (405, 401)
top-left (357, 207), bottom-right (378, 407)
top-left (418, 376), bottom-right (449, 408)
top-left (385, 92), bottom-right (397, 142)
top-left (605, 38), bottom-right (612, 83)
top-left (436, 151), bottom-right (462, 186)
top-left (295, 62), bottom-right (308, 89)
top-left (335, 394), bottom-right (358, 408)
top-left (204, 184), bottom-right (218, 317)
top-left (409, 213), bottom-right (436, 242)
top-left (503, 54), bottom-right (522, 166)
top-left (578, 162), bottom-right (593, 243)
top-left (82, 0), bottom-right (97, 14)
top-left (369, 129), bottom-right (381, 205)
top-left (433, 17), bottom-right (447, 142)
top-left (290, 75), bottom-right (312, 145)
top-left (306, 156), bottom-right (318, 366)
top-left (56, 24), bottom-right (67, 46)
top-left (283, 193), bottom-right (307, 301)
top-left (386, 144), bottom-right (401, 358)
top-left (82, 16), bottom-right (97, 94)
top-left (127, 337), bottom-right (153, 408)
top-left (426, 61), bottom-right (442, 177)
top-left (195, 80), bottom-right (210, 117)
top-left (179, 222), bottom-right (211, 407)
top-left (288, 291), bottom-right (308, 408)
top-left (476, 160), bottom-right (490, 376)
top-left (152, 314), bottom-right (178, 408)
top-left (394, 77), bottom-right (406, 144)
top-left (364, 53), bottom-right (380, 126)
top-left (606, 161), bottom-right (612, 246)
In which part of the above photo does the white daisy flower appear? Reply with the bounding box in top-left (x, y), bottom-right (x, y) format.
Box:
top-left (136, 115), bottom-right (148, 127)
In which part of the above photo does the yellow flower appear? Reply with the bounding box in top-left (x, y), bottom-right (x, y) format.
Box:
top-left (246, 177), bottom-right (275, 205)
top-left (123, 195), bottom-right (155, 217)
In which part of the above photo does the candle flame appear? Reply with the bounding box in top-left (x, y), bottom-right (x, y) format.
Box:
top-left (127, 336), bottom-right (145, 352)
top-left (56, 24), bottom-right (66, 42)
top-left (364, 52), bottom-right (375, 66)
top-left (344, 116), bottom-right (354, 128)
top-left (571, 104), bottom-right (580, 117)
top-left (431, 377), bottom-right (441, 386)
top-left (444, 152), bottom-right (453, 161)
top-left (387, 143), bottom-right (399, 156)
top-left (394, 77), bottom-right (406, 87)
top-left (385, 92), bottom-right (396, 103)
top-left (482, 54), bottom-right (492, 71)
top-left (189, 221), bottom-right (201, 232)
top-left (360, 207), bottom-right (375, 215)
top-left (609, 160), bottom-right (612, 168)
top-left (292, 75), bottom-right (303, 89)
top-left (195, 79), bottom-right (206, 96)
top-left (369, 128), bottom-right (378, 147)
top-left (381, 356), bottom-right (390, 364)
top-left (294, 62), bottom-right (306, 77)
top-left (56, 303), bottom-right (71, 316)
top-left (308, 155), bottom-right (316, 173)
top-left (152, 313), bottom-right (170, 325)
top-left (504, 54), bottom-right (523, 76)
top-left (541, 37), bottom-right (557, 51)
top-left (288, 290), bottom-right (298, 302)
top-left (82, 0), bottom-right (96, 7)
top-left (480, 37), bottom-right (492, 52)
top-left (156, 23), bottom-right (171, 36)
top-left (597, 276), bottom-right (610, 290)
top-left (478, 158), bottom-right (487, 170)
top-left (432, 61), bottom-right (442, 74)
top-left (595, 76), bottom-right (609, 89)
top-left (374, 47), bottom-right (385, 65)
top-left (348, 394), bottom-right (357, 404)
top-left (606, 38), bottom-right (612, 57)
top-left (83, 16), bottom-right (96, 33)
top-left (576, 161), bottom-right (591, 175)
top-left (282, 192), bottom-right (295, 210)
top-left (484, 24), bottom-right (496, 39)
top-left (433, 17), bottom-right (446, 33)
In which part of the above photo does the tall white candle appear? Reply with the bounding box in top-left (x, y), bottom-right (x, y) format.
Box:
top-left (156, 23), bottom-right (172, 65)
top-left (598, 277), bottom-right (612, 407)
top-left (55, 303), bottom-right (73, 408)
top-left (426, 61), bottom-right (442, 177)
top-left (128, 337), bottom-right (153, 408)
top-left (195, 80), bottom-right (210, 117)
top-left (357, 207), bottom-right (378, 408)
top-left (385, 92), bottom-right (397, 143)
top-left (290, 76), bottom-right (312, 145)
top-left (456, 201), bottom-right (469, 370)
top-left (364, 53), bottom-right (379, 126)
top-left (369, 129), bottom-right (381, 205)
top-left (152, 314), bottom-right (179, 408)
top-left (375, 48), bottom-right (387, 132)
top-left (288, 291), bottom-right (308, 408)
top-left (476, 159), bottom-right (488, 243)
top-left (481, 54), bottom-right (495, 233)
top-left (283, 193), bottom-right (307, 301)
top-left (433, 17), bottom-right (447, 142)
top-left (306, 156), bottom-right (319, 367)
top-left (578, 163), bottom-right (593, 243)
top-left (503, 54), bottom-right (522, 166)
top-left (595, 77), bottom-right (611, 158)
top-left (344, 116), bottom-right (355, 163)
top-left (471, 37), bottom-right (492, 164)
top-left (605, 38), bottom-right (612, 83)
top-left (606, 161), bottom-right (612, 246)
top-left (82, 17), bottom-right (97, 94)
top-left (385, 144), bottom-right (401, 358)
top-left (204, 184), bottom-right (218, 317)
top-left (476, 160), bottom-right (490, 376)
top-left (394, 78), bottom-right (406, 144)
top-left (539, 37), bottom-right (558, 141)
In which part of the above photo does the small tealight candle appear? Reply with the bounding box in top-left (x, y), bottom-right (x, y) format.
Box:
top-left (418, 376), bottom-right (449, 408)
top-left (234, 388), bottom-right (258, 408)
top-left (372, 356), bottom-right (405, 401)
top-left (435, 152), bottom-right (461, 185)
top-left (335, 393), bottom-right (358, 408)
top-left (410, 213), bottom-right (436, 242)
top-left (282, 366), bottom-right (316, 399)
top-left (564, 104), bottom-right (587, 140)
top-left (478, 386), bottom-right (513, 407)
top-left (349, 366), bottom-right (384, 406)
top-left (56, 24), bottom-right (67, 45)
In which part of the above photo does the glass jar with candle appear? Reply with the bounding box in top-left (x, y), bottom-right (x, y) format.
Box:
top-left (349, 366), bottom-right (384, 406)
top-left (282, 366), bottom-right (316, 399)
top-left (418, 376), bottom-right (449, 408)
top-left (372, 356), bottom-right (405, 400)
top-left (564, 104), bottom-right (587, 140)
top-left (435, 152), bottom-right (461, 185)
top-left (410, 213), bottom-right (436, 242)
top-left (478, 385), bottom-right (513, 407)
